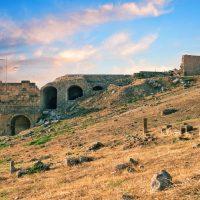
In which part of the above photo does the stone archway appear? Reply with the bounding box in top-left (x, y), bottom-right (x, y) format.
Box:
top-left (68, 85), bottom-right (83, 100)
top-left (43, 86), bottom-right (57, 109)
top-left (11, 115), bottom-right (31, 135)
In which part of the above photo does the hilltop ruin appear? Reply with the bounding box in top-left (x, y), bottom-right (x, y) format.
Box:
top-left (1, 55), bottom-right (200, 136)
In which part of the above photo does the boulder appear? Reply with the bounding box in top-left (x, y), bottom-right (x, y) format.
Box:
top-left (88, 142), bottom-right (104, 151)
top-left (151, 170), bottom-right (173, 192)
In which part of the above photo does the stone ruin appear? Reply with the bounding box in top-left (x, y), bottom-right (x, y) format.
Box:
top-left (0, 80), bottom-right (40, 135)
top-left (0, 75), bottom-right (133, 135)
top-left (1, 54), bottom-right (200, 136)
top-left (181, 55), bottom-right (200, 76)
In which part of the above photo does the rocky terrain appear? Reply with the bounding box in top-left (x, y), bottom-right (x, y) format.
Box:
top-left (1, 76), bottom-right (200, 200)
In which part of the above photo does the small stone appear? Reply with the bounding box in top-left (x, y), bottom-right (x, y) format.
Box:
top-left (151, 170), bottom-right (173, 192)
top-left (129, 158), bottom-right (139, 166)
top-left (122, 194), bottom-right (134, 200)
top-left (88, 142), bottom-right (104, 151)
top-left (115, 163), bottom-right (129, 172)
top-left (10, 160), bottom-right (16, 174)
top-left (65, 158), bottom-right (80, 167)
top-left (161, 108), bottom-right (178, 116)
top-left (79, 156), bottom-right (94, 163)
top-left (16, 170), bottom-right (26, 178)
top-left (127, 167), bottom-right (136, 173)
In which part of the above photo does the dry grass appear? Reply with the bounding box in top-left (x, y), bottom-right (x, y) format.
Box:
top-left (1, 78), bottom-right (200, 199)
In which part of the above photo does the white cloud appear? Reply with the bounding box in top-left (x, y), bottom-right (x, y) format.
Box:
top-left (0, 0), bottom-right (171, 47)
top-left (102, 32), bottom-right (158, 56)
top-left (58, 46), bottom-right (97, 62)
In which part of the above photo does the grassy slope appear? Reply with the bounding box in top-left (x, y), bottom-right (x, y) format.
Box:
top-left (1, 79), bottom-right (200, 199)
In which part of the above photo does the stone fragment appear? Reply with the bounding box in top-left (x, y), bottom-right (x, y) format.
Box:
top-left (10, 160), bottom-right (16, 174)
top-left (115, 163), bottom-right (129, 172)
top-left (65, 158), bottom-right (80, 167)
top-left (161, 108), bottom-right (178, 116)
top-left (79, 156), bottom-right (94, 163)
top-left (16, 170), bottom-right (26, 178)
top-left (122, 194), bottom-right (135, 200)
top-left (129, 158), bottom-right (139, 166)
top-left (151, 170), bottom-right (173, 192)
top-left (88, 142), bottom-right (104, 151)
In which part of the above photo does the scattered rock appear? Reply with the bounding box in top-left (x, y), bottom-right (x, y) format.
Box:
top-left (79, 156), bottom-right (94, 163)
top-left (122, 194), bottom-right (135, 200)
top-left (16, 170), bottom-right (26, 178)
top-left (115, 163), bottom-right (129, 172)
top-left (27, 161), bottom-right (50, 174)
top-left (10, 160), bottom-right (16, 174)
top-left (161, 108), bottom-right (178, 116)
top-left (88, 142), bottom-right (104, 151)
top-left (115, 158), bottom-right (139, 173)
top-left (151, 170), bottom-right (173, 192)
top-left (129, 158), bottom-right (139, 166)
top-left (65, 158), bottom-right (80, 167)
top-left (65, 156), bottom-right (94, 167)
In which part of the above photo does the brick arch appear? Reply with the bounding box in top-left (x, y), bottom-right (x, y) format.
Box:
top-left (9, 114), bottom-right (32, 135)
top-left (42, 86), bottom-right (57, 109)
top-left (68, 85), bottom-right (83, 100)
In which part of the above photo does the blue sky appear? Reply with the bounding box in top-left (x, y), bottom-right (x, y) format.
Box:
top-left (0, 0), bottom-right (199, 86)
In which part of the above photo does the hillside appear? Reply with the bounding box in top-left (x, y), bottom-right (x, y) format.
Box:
top-left (1, 76), bottom-right (200, 200)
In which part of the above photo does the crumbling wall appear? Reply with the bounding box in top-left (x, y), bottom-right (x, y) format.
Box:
top-left (181, 55), bottom-right (200, 76)
top-left (41, 75), bottom-right (133, 113)
top-left (0, 81), bottom-right (40, 135)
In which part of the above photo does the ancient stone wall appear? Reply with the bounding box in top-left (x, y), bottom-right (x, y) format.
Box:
top-left (181, 55), bottom-right (200, 76)
top-left (0, 81), bottom-right (40, 135)
top-left (41, 75), bottom-right (133, 113)
top-left (1, 75), bottom-right (134, 135)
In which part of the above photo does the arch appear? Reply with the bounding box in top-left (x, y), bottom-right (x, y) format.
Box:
top-left (10, 115), bottom-right (31, 135)
top-left (68, 85), bottom-right (83, 100)
top-left (43, 86), bottom-right (57, 109)
top-left (93, 86), bottom-right (103, 91)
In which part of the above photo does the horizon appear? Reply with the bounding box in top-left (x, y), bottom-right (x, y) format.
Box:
top-left (0, 0), bottom-right (200, 87)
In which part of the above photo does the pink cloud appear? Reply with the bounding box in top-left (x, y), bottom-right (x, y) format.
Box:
top-left (0, 0), bottom-right (171, 47)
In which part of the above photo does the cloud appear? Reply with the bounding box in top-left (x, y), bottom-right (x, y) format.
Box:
top-left (0, 0), bottom-right (171, 48)
top-left (112, 58), bottom-right (171, 74)
top-left (102, 32), bottom-right (158, 56)
top-left (58, 45), bottom-right (98, 62)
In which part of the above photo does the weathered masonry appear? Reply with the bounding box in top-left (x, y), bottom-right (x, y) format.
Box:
top-left (0, 75), bottom-right (133, 135)
top-left (41, 74), bottom-right (133, 112)
top-left (0, 81), bottom-right (40, 136)
top-left (181, 55), bottom-right (200, 76)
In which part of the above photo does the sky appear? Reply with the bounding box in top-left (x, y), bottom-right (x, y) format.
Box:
top-left (0, 0), bottom-right (200, 87)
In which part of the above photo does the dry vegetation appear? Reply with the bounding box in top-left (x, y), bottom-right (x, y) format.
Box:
top-left (1, 77), bottom-right (200, 199)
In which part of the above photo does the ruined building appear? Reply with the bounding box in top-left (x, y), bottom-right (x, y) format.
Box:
top-left (0, 81), bottom-right (40, 135)
top-left (181, 55), bottom-right (200, 76)
top-left (0, 75), bottom-right (133, 136)
top-left (1, 54), bottom-right (200, 136)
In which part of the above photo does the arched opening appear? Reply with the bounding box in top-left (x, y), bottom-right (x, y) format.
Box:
top-left (11, 115), bottom-right (31, 135)
top-left (43, 86), bottom-right (57, 109)
top-left (68, 85), bottom-right (83, 100)
top-left (93, 86), bottom-right (103, 91)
